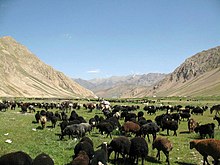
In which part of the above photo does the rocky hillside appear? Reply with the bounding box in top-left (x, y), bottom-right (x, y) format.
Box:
top-left (0, 36), bottom-right (96, 98)
top-left (74, 73), bottom-right (166, 98)
top-left (144, 46), bottom-right (220, 97)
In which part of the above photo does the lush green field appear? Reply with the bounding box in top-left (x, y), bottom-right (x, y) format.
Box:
top-left (0, 98), bottom-right (220, 165)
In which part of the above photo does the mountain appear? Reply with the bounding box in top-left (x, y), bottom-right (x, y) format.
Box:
top-left (144, 46), bottom-right (220, 97)
top-left (74, 73), bottom-right (166, 98)
top-left (0, 36), bottom-right (96, 98)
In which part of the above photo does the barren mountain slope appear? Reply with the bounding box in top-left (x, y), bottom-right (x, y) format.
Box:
top-left (0, 36), bottom-right (96, 98)
top-left (144, 46), bottom-right (220, 97)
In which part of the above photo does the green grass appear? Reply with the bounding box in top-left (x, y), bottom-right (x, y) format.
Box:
top-left (0, 99), bottom-right (220, 165)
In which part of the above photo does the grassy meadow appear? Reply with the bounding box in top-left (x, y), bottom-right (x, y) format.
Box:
top-left (0, 97), bottom-right (220, 165)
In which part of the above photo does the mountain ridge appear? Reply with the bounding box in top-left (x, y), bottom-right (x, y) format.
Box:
top-left (144, 46), bottom-right (220, 97)
top-left (74, 73), bottom-right (166, 98)
top-left (0, 36), bottom-right (96, 98)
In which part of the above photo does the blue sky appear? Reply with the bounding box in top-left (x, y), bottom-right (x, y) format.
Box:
top-left (1, 0), bottom-right (220, 80)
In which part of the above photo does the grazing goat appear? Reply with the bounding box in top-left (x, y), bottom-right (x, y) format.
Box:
top-left (190, 139), bottom-right (220, 165)
top-left (152, 137), bottom-right (173, 165)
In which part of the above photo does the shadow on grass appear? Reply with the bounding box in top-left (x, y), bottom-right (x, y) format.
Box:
top-left (174, 161), bottom-right (197, 165)
top-left (146, 156), bottom-right (161, 164)
top-left (36, 126), bottom-right (43, 130)
top-left (179, 131), bottom-right (190, 134)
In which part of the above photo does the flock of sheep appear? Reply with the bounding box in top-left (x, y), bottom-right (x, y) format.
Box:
top-left (0, 100), bottom-right (220, 165)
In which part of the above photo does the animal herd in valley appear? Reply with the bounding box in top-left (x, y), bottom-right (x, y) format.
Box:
top-left (0, 99), bottom-right (220, 165)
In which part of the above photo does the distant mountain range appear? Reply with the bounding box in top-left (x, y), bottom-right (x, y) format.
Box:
top-left (1, 36), bottom-right (220, 99)
top-left (0, 36), bottom-right (96, 98)
top-left (74, 73), bottom-right (167, 98)
top-left (75, 46), bottom-right (220, 98)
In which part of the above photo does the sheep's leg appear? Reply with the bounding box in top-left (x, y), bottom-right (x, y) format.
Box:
top-left (164, 151), bottom-right (170, 165)
top-left (141, 156), bottom-right (144, 165)
top-left (156, 150), bottom-right (160, 160)
top-left (203, 156), bottom-right (210, 165)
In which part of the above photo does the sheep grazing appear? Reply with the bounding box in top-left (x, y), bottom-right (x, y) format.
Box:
top-left (139, 121), bottom-right (160, 142)
top-left (188, 118), bottom-right (199, 133)
top-left (70, 151), bottom-right (89, 165)
top-left (91, 142), bottom-right (108, 165)
top-left (152, 137), bottom-right (173, 165)
top-left (32, 153), bottom-right (54, 165)
top-left (80, 136), bottom-right (94, 148)
top-left (60, 124), bottom-right (86, 140)
top-left (107, 136), bottom-right (131, 164)
top-left (0, 151), bottom-right (32, 165)
top-left (161, 120), bottom-right (178, 136)
top-left (190, 139), bottom-right (220, 165)
top-left (74, 141), bottom-right (94, 160)
top-left (121, 121), bottom-right (140, 136)
top-left (194, 123), bottom-right (215, 139)
top-left (96, 122), bottom-right (114, 138)
top-left (129, 137), bottom-right (149, 165)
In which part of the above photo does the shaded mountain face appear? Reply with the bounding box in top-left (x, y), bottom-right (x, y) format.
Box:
top-left (74, 73), bottom-right (166, 98)
top-left (146, 46), bottom-right (220, 97)
top-left (0, 36), bottom-right (96, 98)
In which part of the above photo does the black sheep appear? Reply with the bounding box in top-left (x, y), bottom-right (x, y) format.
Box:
top-left (80, 136), bottom-right (94, 148)
top-left (129, 137), bottom-right (149, 165)
top-left (35, 111), bottom-right (41, 123)
top-left (107, 136), bottom-right (131, 164)
top-left (91, 142), bottom-right (108, 165)
top-left (140, 121), bottom-right (160, 142)
top-left (32, 153), bottom-right (54, 165)
top-left (96, 122), bottom-right (114, 138)
top-left (74, 141), bottom-right (94, 160)
top-left (0, 151), bottom-right (32, 165)
top-left (194, 123), bottom-right (215, 138)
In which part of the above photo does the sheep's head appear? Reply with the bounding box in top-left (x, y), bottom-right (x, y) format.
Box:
top-left (189, 140), bottom-right (199, 149)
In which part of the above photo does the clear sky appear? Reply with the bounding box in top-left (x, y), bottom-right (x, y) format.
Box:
top-left (1, 0), bottom-right (220, 80)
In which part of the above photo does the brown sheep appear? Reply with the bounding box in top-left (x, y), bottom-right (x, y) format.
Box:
top-left (71, 151), bottom-right (89, 165)
top-left (152, 137), bottom-right (173, 165)
top-left (190, 139), bottom-right (220, 165)
top-left (121, 121), bottom-right (140, 136)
